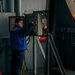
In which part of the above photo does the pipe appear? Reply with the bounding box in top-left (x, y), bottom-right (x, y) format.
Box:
top-left (4, 0), bottom-right (14, 12)
top-left (14, 0), bottom-right (22, 16)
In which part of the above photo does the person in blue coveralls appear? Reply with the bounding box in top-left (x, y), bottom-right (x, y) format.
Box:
top-left (10, 17), bottom-right (36, 75)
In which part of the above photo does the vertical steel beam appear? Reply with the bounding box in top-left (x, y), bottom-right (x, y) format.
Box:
top-left (33, 36), bottom-right (37, 75)
top-left (46, 0), bottom-right (54, 75)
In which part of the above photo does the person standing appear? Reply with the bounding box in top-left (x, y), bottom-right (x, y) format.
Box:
top-left (10, 17), bottom-right (27, 75)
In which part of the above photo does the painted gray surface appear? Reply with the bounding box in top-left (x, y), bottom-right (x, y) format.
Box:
top-left (0, 13), bottom-right (15, 74)
top-left (3, 0), bottom-right (47, 15)
top-left (25, 36), bottom-right (33, 70)
top-left (22, 0), bottom-right (47, 15)
top-left (0, 13), bottom-right (15, 38)
top-left (25, 36), bottom-right (46, 70)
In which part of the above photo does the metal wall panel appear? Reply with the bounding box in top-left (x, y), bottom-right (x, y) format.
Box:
top-left (0, 13), bottom-right (15, 38)
top-left (25, 36), bottom-right (46, 70)
top-left (22, 0), bottom-right (47, 14)
top-left (0, 12), bottom-right (15, 74)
